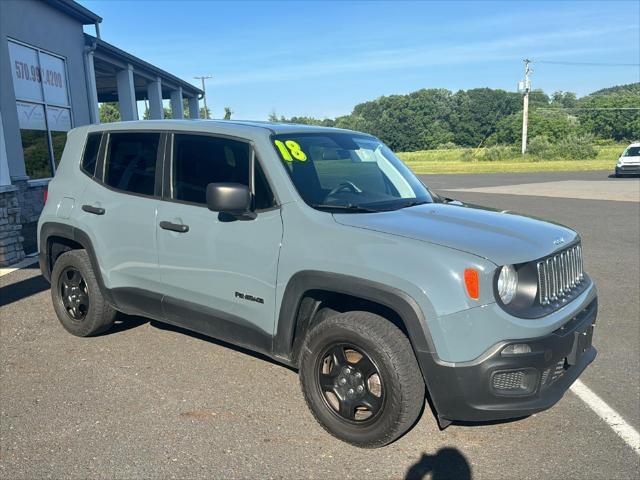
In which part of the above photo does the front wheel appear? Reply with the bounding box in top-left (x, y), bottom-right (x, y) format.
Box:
top-left (299, 311), bottom-right (425, 448)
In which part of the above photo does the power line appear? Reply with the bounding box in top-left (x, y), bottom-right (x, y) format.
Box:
top-left (533, 60), bottom-right (640, 67)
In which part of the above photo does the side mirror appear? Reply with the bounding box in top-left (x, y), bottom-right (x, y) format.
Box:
top-left (206, 183), bottom-right (253, 217)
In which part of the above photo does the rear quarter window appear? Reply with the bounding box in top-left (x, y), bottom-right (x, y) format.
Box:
top-left (81, 133), bottom-right (102, 176)
top-left (104, 132), bottom-right (160, 196)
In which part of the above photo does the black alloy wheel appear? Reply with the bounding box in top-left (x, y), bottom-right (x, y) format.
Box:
top-left (50, 249), bottom-right (116, 337)
top-left (58, 267), bottom-right (90, 321)
top-left (317, 343), bottom-right (385, 423)
top-left (299, 311), bottom-right (425, 448)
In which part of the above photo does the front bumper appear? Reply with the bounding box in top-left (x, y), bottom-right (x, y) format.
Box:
top-left (418, 298), bottom-right (597, 423)
top-left (616, 164), bottom-right (640, 175)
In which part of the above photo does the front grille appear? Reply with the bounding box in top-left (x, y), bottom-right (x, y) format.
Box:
top-left (492, 371), bottom-right (525, 391)
top-left (491, 369), bottom-right (538, 395)
top-left (536, 243), bottom-right (584, 306)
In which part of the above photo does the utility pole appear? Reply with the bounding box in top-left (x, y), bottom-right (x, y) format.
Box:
top-left (194, 75), bottom-right (212, 119)
top-left (520, 59), bottom-right (532, 155)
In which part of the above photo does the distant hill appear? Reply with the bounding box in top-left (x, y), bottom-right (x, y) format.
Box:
top-left (587, 82), bottom-right (640, 97)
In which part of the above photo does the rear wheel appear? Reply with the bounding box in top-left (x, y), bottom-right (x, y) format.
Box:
top-left (50, 250), bottom-right (116, 337)
top-left (299, 311), bottom-right (425, 448)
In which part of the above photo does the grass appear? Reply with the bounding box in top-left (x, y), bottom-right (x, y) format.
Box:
top-left (398, 144), bottom-right (623, 174)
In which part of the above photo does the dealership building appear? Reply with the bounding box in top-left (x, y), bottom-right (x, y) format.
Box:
top-left (0, 0), bottom-right (203, 266)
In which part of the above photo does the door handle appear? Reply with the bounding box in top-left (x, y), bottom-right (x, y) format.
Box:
top-left (82, 204), bottom-right (105, 215)
top-left (159, 221), bottom-right (189, 233)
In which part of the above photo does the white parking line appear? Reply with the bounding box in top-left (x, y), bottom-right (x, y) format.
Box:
top-left (0, 256), bottom-right (38, 278)
top-left (571, 379), bottom-right (640, 455)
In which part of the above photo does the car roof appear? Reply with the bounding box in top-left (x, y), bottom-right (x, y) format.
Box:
top-left (76, 119), bottom-right (371, 137)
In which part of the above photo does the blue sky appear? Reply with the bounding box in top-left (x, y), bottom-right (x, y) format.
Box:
top-left (78, 0), bottom-right (640, 120)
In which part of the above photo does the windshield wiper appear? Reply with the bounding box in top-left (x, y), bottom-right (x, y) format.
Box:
top-left (397, 200), bottom-right (431, 209)
top-left (311, 203), bottom-right (380, 213)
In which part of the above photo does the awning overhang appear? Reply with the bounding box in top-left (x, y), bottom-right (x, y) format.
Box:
top-left (85, 34), bottom-right (203, 103)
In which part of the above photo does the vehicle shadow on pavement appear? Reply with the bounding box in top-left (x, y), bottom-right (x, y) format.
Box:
top-left (0, 270), bottom-right (49, 307)
top-left (149, 320), bottom-right (298, 372)
top-left (608, 173), bottom-right (640, 179)
top-left (90, 311), bottom-right (295, 371)
top-left (110, 312), bottom-right (149, 333)
top-left (405, 448), bottom-right (472, 480)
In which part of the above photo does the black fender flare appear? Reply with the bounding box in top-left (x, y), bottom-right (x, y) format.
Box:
top-left (272, 270), bottom-right (437, 362)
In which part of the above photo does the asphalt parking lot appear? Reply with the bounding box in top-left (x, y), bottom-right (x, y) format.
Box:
top-left (1, 170), bottom-right (639, 479)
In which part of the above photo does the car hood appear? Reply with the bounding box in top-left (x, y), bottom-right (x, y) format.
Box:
top-left (619, 155), bottom-right (640, 164)
top-left (333, 203), bottom-right (578, 266)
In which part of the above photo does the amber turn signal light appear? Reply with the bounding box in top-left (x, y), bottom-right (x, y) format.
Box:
top-left (464, 268), bottom-right (479, 299)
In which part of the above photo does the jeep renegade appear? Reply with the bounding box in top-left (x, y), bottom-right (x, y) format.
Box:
top-left (38, 120), bottom-right (597, 448)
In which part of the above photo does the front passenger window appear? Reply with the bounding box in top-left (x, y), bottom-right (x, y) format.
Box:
top-left (172, 134), bottom-right (274, 209)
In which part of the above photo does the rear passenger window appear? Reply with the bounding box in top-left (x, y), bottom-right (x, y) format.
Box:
top-left (105, 132), bottom-right (160, 196)
top-left (173, 134), bottom-right (274, 209)
top-left (81, 133), bottom-right (101, 176)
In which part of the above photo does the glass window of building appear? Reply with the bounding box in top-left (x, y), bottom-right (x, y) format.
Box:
top-left (8, 39), bottom-right (73, 179)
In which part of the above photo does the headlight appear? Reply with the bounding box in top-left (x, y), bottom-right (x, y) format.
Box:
top-left (497, 265), bottom-right (518, 304)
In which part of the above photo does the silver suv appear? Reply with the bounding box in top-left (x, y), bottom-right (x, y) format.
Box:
top-left (38, 120), bottom-right (597, 447)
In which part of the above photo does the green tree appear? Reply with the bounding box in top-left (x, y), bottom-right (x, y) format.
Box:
top-left (551, 91), bottom-right (578, 108)
top-left (272, 82), bottom-right (638, 151)
top-left (223, 107), bottom-right (233, 120)
top-left (99, 102), bottom-right (120, 123)
top-left (576, 91), bottom-right (640, 141)
top-left (450, 88), bottom-right (521, 146)
top-left (489, 110), bottom-right (578, 146)
top-left (268, 110), bottom-right (280, 122)
top-left (143, 107), bottom-right (172, 119)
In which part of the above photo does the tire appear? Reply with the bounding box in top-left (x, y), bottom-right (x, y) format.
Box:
top-left (50, 249), bottom-right (116, 337)
top-left (299, 311), bottom-right (425, 448)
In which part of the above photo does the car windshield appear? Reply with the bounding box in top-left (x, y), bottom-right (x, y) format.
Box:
top-left (272, 132), bottom-right (432, 212)
top-left (623, 146), bottom-right (640, 157)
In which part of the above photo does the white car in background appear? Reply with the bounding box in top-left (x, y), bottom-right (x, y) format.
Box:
top-left (615, 142), bottom-right (640, 177)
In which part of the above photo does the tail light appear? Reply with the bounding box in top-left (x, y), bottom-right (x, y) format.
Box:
top-left (43, 187), bottom-right (48, 204)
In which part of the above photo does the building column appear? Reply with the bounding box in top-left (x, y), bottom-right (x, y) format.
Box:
top-left (188, 96), bottom-right (199, 119)
top-left (84, 50), bottom-right (100, 124)
top-left (0, 113), bottom-right (12, 186)
top-left (116, 64), bottom-right (138, 121)
top-left (147, 77), bottom-right (164, 120)
top-left (170, 87), bottom-right (184, 119)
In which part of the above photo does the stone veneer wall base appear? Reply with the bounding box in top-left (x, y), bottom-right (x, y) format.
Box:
top-left (0, 185), bottom-right (26, 267)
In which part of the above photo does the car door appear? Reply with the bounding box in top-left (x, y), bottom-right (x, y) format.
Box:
top-left (77, 130), bottom-right (164, 316)
top-left (155, 132), bottom-right (283, 352)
